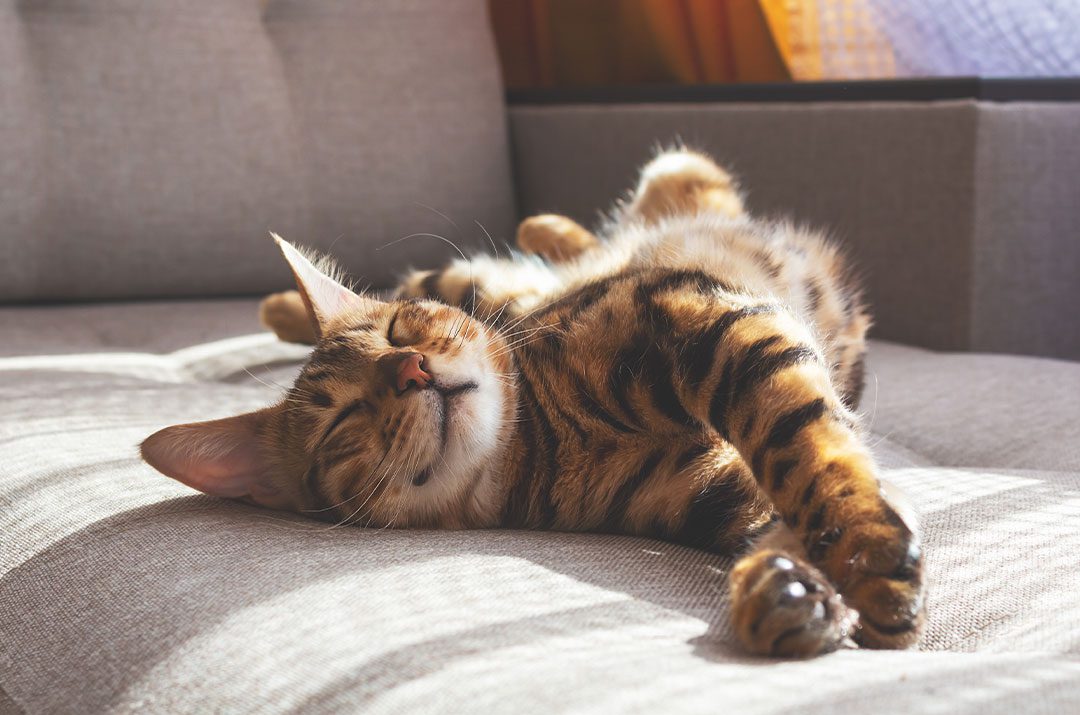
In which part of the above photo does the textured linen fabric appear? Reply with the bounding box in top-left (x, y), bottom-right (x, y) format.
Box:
top-left (2, 300), bottom-right (1080, 714)
top-left (0, 0), bottom-right (516, 301)
top-left (508, 100), bottom-right (1080, 362)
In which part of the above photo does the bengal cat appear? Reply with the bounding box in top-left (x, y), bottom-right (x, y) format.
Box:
top-left (142, 149), bottom-right (925, 657)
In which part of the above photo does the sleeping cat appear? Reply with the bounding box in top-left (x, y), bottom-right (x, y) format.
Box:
top-left (141, 149), bottom-right (925, 657)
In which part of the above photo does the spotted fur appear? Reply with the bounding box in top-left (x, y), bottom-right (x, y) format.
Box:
top-left (143, 149), bottom-right (924, 657)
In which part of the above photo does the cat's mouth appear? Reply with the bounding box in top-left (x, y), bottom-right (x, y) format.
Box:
top-left (411, 380), bottom-right (479, 486)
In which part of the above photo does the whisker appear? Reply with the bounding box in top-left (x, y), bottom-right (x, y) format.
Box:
top-left (474, 218), bottom-right (500, 260)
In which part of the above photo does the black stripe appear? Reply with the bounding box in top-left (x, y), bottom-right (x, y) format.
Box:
top-left (533, 271), bottom-right (632, 323)
top-left (801, 478), bottom-right (817, 505)
top-left (743, 512), bottom-right (781, 548)
top-left (841, 350), bottom-right (867, 409)
top-left (419, 270), bottom-right (443, 300)
top-left (310, 391), bottom-right (333, 408)
top-left (770, 458), bottom-right (797, 491)
top-left (729, 342), bottom-right (818, 410)
top-left (676, 469), bottom-right (749, 552)
top-left (763, 398), bottom-right (827, 452)
top-left (601, 450), bottom-right (664, 531)
top-left (750, 398), bottom-right (828, 477)
top-left (572, 372), bottom-right (636, 434)
top-left (740, 413), bottom-right (756, 441)
top-left (707, 358), bottom-right (735, 440)
top-left (385, 310), bottom-right (400, 344)
top-left (303, 461), bottom-right (326, 511)
top-left (806, 504), bottom-right (827, 532)
top-left (640, 269), bottom-right (726, 299)
top-left (518, 367), bottom-right (561, 528)
top-left (502, 403), bottom-right (537, 527)
top-left (725, 336), bottom-right (783, 416)
top-left (641, 341), bottom-right (696, 426)
top-left (608, 343), bottom-right (644, 428)
top-left (300, 367), bottom-right (334, 382)
top-left (683, 304), bottom-right (778, 386)
top-left (311, 336), bottom-right (356, 369)
top-left (806, 280), bottom-right (823, 312)
top-left (674, 443), bottom-right (710, 472)
top-left (635, 269), bottom-right (730, 328)
top-left (543, 378), bottom-right (589, 443)
top-left (317, 399), bottom-right (373, 446)
top-left (321, 442), bottom-right (371, 469)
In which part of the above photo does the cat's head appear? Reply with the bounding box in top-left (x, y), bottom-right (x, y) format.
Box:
top-left (141, 236), bottom-right (514, 527)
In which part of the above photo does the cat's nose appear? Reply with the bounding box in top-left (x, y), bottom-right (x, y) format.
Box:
top-left (394, 352), bottom-right (432, 394)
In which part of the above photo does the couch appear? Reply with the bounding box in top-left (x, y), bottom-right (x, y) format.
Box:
top-left (2, 2), bottom-right (1079, 713)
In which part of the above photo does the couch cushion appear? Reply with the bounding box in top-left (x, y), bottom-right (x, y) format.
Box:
top-left (2, 301), bottom-right (1079, 713)
top-left (0, 0), bottom-right (515, 301)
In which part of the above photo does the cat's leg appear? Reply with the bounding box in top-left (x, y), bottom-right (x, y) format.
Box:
top-left (260, 290), bottom-right (317, 344)
top-left (730, 522), bottom-right (857, 656)
top-left (517, 214), bottom-right (600, 263)
top-left (650, 285), bottom-right (924, 649)
top-left (623, 148), bottom-right (745, 224)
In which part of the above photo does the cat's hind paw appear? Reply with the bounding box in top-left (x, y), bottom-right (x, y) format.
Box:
top-left (259, 290), bottom-right (317, 345)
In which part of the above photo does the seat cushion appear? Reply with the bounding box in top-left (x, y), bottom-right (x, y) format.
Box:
top-left (2, 301), bottom-right (1079, 713)
top-left (0, 0), bottom-right (515, 301)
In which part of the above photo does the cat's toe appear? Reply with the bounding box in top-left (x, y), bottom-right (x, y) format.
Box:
top-left (731, 552), bottom-right (856, 658)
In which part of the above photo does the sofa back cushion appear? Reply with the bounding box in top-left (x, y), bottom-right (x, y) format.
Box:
top-left (0, 0), bottom-right (515, 301)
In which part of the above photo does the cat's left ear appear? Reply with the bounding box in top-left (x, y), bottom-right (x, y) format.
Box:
top-left (271, 233), bottom-right (376, 339)
top-left (140, 408), bottom-right (292, 510)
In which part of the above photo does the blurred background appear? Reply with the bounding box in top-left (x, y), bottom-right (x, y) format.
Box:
top-left (490, 0), bottom-right (1080, 88)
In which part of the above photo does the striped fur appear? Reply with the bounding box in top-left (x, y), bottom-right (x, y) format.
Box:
top-left (146, 149), bottom-right (924, 657)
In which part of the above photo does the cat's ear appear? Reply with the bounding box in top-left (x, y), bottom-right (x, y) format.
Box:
top-left (140, 409), bottom-right (289, 509)
top-left (271, 232), bottom-right (375, 339)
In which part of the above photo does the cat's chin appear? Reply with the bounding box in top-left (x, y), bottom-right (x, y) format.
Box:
top-left (392, 380), bottom-right (503, 526)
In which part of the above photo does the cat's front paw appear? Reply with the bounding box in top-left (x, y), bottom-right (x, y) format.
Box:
top-left (835, 520), bottom-right (925, 649)
top-left (730, 550), bottom-right (857, 658)
top-left (516, 214), bottom-right (599, 263)
top-left (810, 482), bottom-right (925, 649)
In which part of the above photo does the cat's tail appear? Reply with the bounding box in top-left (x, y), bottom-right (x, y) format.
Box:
top-left (259, 290), bottom-right (317, 345)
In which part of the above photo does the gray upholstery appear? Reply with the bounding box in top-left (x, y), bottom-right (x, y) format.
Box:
top-left (509, 100), bottom-right (1080, 361)
top-left (0, 0), bottom-right (516, 301)
top-left (2, 300), bottom-right (1080, 714)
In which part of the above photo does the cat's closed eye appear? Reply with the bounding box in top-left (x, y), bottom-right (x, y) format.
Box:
top-left (386, 310), bottom-right (403, 346)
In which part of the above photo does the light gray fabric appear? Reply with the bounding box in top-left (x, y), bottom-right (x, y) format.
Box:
top-left (2, 300), bottom-right (1080, 713)
top-left (971, 103), bottom-right (1080, 360)
top-left (508, 100), bottom-right (1080, 362)
top-left (0, 0), bottom-right (516, 301)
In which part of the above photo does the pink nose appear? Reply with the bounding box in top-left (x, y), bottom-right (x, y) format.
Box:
top-left (396, 352), bottom-right (432, 393)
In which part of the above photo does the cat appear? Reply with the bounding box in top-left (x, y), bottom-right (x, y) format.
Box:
top-left (141, 149), bottom-right (925, 657)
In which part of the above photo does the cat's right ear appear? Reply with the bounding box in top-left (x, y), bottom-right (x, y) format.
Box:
top-left (271, 233), bottom-right (376, 339)
top-left (140, 408), bottom-right (292, 510)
